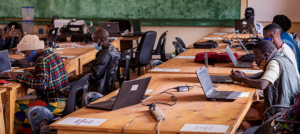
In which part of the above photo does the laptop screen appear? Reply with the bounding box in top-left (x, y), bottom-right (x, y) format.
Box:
top-left (98, 22), bottom-right (120, 34)
top-left (88, 26), bottom-right (96, 34)
top-left (204, 52), bottom-right (208, 71)
top-left (47, 28), bottom-right (58, 42)
top-left (225, 46), bottom-right (238, 67)
top-left (0, 50), bottom-right (12, 73)
top-left (195, 66), bottom-right (215, 97)
top-left (132, 20), bottom-right (141, 33)
top-left (237, 38), bottom-right (249, 54)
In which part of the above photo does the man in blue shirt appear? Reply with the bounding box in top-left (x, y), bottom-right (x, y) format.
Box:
top-left (0, 22), bottom-right (21, 50)
top-left (273, 15), bottom-right (300, 72)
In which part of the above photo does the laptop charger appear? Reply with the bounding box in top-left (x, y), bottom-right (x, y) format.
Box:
top-left (176, 86), bottom-right (191, 92)
top-left (150, 105), bottom-right (166, 122)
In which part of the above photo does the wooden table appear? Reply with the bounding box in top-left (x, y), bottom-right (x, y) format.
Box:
top-left (110, 33), bottom-right (142, 51)
top-left (50, 73), bottom-right (256, 134)
top-left (0, 88), bottom-right (6, 134)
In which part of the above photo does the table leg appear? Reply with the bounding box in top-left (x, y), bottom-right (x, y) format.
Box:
top-left (75, 58), bottom-right (80, 75)
top-left (0, 92), bottom-right (5, 134)
top-left (5, 90), bottom-right (15, 134)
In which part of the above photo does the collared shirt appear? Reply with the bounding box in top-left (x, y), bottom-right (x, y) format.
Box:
top-left (254, 20), bottom-right (263, 35)
top-left (16, 49), bottom-right (69, 102)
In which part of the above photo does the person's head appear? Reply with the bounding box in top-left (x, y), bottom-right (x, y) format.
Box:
top-left (6, 22), bottom-right (21, 38)
top-left (272, 15), bottom-right (291, 33)
top-left (17, 35), bottom-right (45, 62)
top-left (245, 7), bottom-right (255, 20)
top-left (263, 23), bottom-right (282, 48)
top-left (91, 28), bottom-right (109, 50)
top-left (253, 40), bottom-right (276, 69)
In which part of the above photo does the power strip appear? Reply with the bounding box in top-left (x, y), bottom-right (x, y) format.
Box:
top-left (150, 106), bottom-right (166, 122)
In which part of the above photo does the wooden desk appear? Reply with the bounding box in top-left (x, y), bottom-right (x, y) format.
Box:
top-left (50, 73), bottom-right (255, 134)
top-left (0, 88), bottom-right (6, 134)
top-left (110, 33), bottom-right (142, 51)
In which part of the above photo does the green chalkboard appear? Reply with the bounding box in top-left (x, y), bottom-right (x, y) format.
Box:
top-left (0, 0), bottom-right (241, 26)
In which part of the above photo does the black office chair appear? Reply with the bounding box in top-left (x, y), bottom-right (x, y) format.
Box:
top-left (166, 53), bottom-right (175, 60)
top-left (109, 20), bottom-right (131, 33)
top-left (153, 31), bottom-right (168, 61)
top-left (25, 106), bottom-right (55, 134)
top-left (175, 37), bottom-right (186, 49)
top-left (62, 73), bottom-right (91, 116)
top-left (119, 31), bottom-right (157, 76)
top-left (172, 41), bottom-right (183, 55)
top-left (81, 92), bottom-right (103, 107)
top-left (117, 49), bottom-right (132, 87)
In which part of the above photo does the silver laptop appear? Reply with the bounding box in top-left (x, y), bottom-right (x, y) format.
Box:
top-left (88, 26), bottom-right (96, 34)
top-left (98, 22), bottom-right (120, 34)
top-left (204, 53), bottom-right (233, 83)
top-left (225, 46), bottom-right (252, 68)
top-left (196, 66), bottom-right (241, 101)
top-left (0, 50), bottom-right (12, 73)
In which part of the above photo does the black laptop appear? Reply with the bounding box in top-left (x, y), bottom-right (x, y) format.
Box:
top-left (132, 20), bottom-right (144, 35)
top-left (235, 19), bottom-right (254, 34)
top-left (86, 77), bottom-right (152, 111)
top-left (204, 53), bottom-right (233, 83)
top-left (196, 66), bottom-right (241, 101)
top-left (225, 46), bottom-right (252, 68)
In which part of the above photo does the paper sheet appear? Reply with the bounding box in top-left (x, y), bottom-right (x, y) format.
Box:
top-left (203, 37), bottom-right (223, 40)
top-left (180, 124), bottom-right (229, 133)
top-left (115, 89), bottom-right (153, 94)
top-left (14, 69), bottom-right (25, 73)
top-left (240, 92), bottom-right (250, 97)
top-left (212, 33), bottom-right (228, 35)
top-left (175, 56), bottom-right (195, 59)
top-left (236, 70), bottom-right (262, 74)
top-left (57, 117), bottom-right (107, 126)
top-left (151, 68), bottom-right (182, 72)
top-left (61, 56), bottom-right (76, 59)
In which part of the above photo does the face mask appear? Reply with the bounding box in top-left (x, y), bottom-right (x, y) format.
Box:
top-left (93, 39), bottom-right (102, 50)
top-left (25, 50), bottom-right (37, 62)
top-left (265, 37), bottom-right (273, 42)
top-left (246, 16), bottom-right (254, 20)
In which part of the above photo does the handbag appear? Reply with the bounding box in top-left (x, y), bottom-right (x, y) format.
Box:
top-left (193, 40), bottom-right (218, 49)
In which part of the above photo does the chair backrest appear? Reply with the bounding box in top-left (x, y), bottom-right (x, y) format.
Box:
top-left (98, 57), bottom-right (119, 95)
top-left (175, 37), bottom-right (186, 49)
top-left (137, 31), bottom-right (157, 65)
top-left (62, 73), bottom-right (90, 116)
top-left (160, 32), bottom-right (168, 61)
top-left (118, 49), bottom-right (132, 87)
top-left (254, 113), bottom-right (281, 134)
top-left (166, 53), bottom-right (175, 60)
top-left (81, 92), bottom-right (104, 107)
top-left (172, 41), bottom-right (182, 55)
top-left (176, 47), bottom-right (186, 55)
top-left (153, 31), bottom-right (168, 55)
top-left (150, 60), bottom-right (164, 68)
top-left (109, 20), bottom-right (131, 33)
top-left (25, 106), bottom-right (55, 134)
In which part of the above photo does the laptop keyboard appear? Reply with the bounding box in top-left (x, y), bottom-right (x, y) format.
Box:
top-left (237, 62), bottom-right (252, 68)
top-left (210, 75), bottom-right (233, 83)
top-left (209, 91), bottom-right (233, 99)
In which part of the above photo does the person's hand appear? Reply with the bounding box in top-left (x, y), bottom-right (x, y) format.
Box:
top-left (23, 69), bottom-right (35, 76)
top-left (2, 29), bottom-right (12, 39)
top-left (229, 70), bottom-right (246, 82)
top-left (250, 61), bottom-right (260, 70)
top-left (68, 75), bottom-right (80, 82)
top-left (10, 29), bottom-right (19, 38)
top-left (2, 72), bottom-right (18, 80)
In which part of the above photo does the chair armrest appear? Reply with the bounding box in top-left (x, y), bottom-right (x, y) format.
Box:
top-left (275, 119), bottom-right (300, 125)
top-left (262, 105), bottom-right (290, 123)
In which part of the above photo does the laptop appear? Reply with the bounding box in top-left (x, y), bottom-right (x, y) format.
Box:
top-left (225, 46), bottom-right (252, 68)
top-left (47, 28), bottom-right (58, 42)
top-left (132, 20), bottom-right (144, 35)
top-left (196, 66), bottom-right (241, 101)
top-left (235, 19), bottom-right (254, 34)
top-left (237, 37), bottom-right (249, 54)
top-left (86, 77), bottom-right (152, 111)
top-left (88, 26), bottom-right (96, 34)
top-left (98, 22), bottom-right (120, 34)
top-left (204, 53), bottom-right (233, 83)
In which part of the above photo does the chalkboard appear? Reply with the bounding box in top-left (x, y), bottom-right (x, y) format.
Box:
top-left (0, 0), bottom-right (241, 26)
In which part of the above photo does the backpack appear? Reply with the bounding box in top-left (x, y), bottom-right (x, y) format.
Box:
top-left (194, 52), bottom-right (238, 65)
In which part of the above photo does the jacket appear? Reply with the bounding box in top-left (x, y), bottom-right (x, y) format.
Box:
top-left (79, 43), bottom-right (120, 95)
top-left (0, 37), bottom-right (19, 50)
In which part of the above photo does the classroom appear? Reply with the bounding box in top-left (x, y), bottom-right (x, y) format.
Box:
top-left (0, 0), bottom-right (300, 134)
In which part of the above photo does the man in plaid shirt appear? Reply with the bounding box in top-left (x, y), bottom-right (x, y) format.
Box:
top-left (2, 35), bottom-right (69, 134)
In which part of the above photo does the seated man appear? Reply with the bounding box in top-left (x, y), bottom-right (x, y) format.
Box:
top-left (244, 7), bottom-right (263, 35)
top-left (230, 40), bottom-right (300, 130)
top-left (272, 15), bottom-right (300, 72)
top-left (68, 29), bottom-right (120, 95)
top-left (0, 21), bottom-right (21, 50)
top-left (2, 35), bottom-right (69, 133)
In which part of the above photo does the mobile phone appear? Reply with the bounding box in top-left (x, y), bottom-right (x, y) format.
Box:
top-left (231, 69), bottom-right (234, 74)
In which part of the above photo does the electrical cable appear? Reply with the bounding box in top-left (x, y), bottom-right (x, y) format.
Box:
top-left (157, 120), bottom-right (162, 134)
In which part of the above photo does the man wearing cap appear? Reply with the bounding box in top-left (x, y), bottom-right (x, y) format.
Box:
top-left (244, 7), bottom-right (263, 35)
top-left (2, 35), bottom-right (69, 133)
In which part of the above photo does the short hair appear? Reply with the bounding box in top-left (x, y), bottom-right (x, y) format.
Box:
top-left (273, 15), bottom-right (291, 32)
top-left (253, 40), bottom-right (276, 54)
top-left (263, 23), bottom-right (282, 34)
top-left (7, 22), bottom-right (21, 30)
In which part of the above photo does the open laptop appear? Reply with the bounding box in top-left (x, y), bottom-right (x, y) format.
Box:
top-left (225, 46), bottom-right (252, 68)
top-left (204, 53), bottom-right (233, 83)
top-left (196, 66), bottom-right (241, 101)
top-left (237, 37), bottom-right (249, 54)
top-left (235, 19), bottom-right (254, 34)
top-left (86, 77), bottom-right (152, 111)
top-left (98, 22), bottom-right (120, 34)
top-left (88, 26), bottom-right (96, 34)
top-left (47, 28), bottom-right (58, 42)
top-left (132, 20), bottom-right (144, 35)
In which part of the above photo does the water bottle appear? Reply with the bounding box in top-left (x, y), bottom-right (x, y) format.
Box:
top-left (83, 21), bottom-right (88, 34)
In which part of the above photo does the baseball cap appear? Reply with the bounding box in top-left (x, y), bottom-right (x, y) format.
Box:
top-left (245, 7), bottom-right (254, 17)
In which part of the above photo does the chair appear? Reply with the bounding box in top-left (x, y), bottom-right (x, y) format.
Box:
top-left (25, 106), bottom-right (55, 134)
top-left (172, 41), bottom-right (183, 55)
top-left (150, 60), bottom-right (164, 68)
top-left (176, 47), bottom-right (186, 55)
top-left (62, 73), bottom-right (91, 116)
top-left (166, 53), bottom-right (175, 60)
top-left (81, 92), bottom-right (103, 107)
top-left (109, 20), bottom-right (131, 33)
top-left (117, 49), bottom-right (132, 87)
top-left (153, 31), bottom-right (168, 62)
top-left (175, 37), bottom-right (186, 49)
top-left (119, 31), bottom-right (157, 77)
